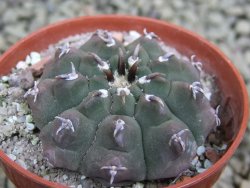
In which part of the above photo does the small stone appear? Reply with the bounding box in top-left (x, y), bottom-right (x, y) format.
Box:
top-left (7, 116), bottom-right (16, 124)
top-left (62, 174), bottom-right (68, 180)
top-left (80, 175), bottom-right (86, 180)
top-left (7, 154), bottom-right (17, 161)
top-left (1, 76), bottom-right (9, 82)
top-left (31, 137), bottom-right (39, 145)
top-left (241, 180), bottom-right (250, 188)
top-left (244, 50), bottom-right (250, 64)
top-left (77, 185), bottom-right (83, 188)
top-left (48, 13), bottom-right (67, 24)
top-left (24, 56), bottom-right (31, 66)
top-left (124, 31), bottom-right (141, 45)
top-left (17, 8), bottom-right (34, 20)
top-left (12, 146), bottom-right (23, 155)
top-left (225, 6), bottom-right (245, 16)
top-left (0, 35), bottom-right (7, 52)
top-left (204, 159), bottom-right (212, 169)
top-left (208, 12), bottom-right (224, 26)
top-left (132, 182), bottom-right (144, 188)
top-left (233, 174), bottom-right (243, 186)
top-left (0, 117), bottom-right (4, 124)
top-left (161, 6), bottom-right (174, 20)
top-left (18, 103), bottom-right (29, 115)
top-left (207, 133), bottom-right (221, 145)
top-left (30, 56), bottom-right (52, 77)
top-left (172, 0), bottom-right (185, 9)
top-left (235, 20), bottom-right (250, 35)
top-left (232, 53), bottom-right (250, 81)
top-left (59, 1), bottom-right (81, 17)
top-left (8, 74), bottom-right (19, 87)
top-left (4, 23), bottom-right (27, 39)
top-left (191, 156), bottom-right (199, 166)
top-left (112, 32), bottom-right (123, 42)
top-left (214, 180), bottom-right (234, 188)
top-left (16, 61), bottom-right (28, 70)
top-left (26, 122), bottom-right (35, 131)
top-left (25, 115), bottom-right (33, 123)
top-left (30, 6), bottom-right (47, 31)
top-left (195, 160), bottom-right (202, 168)
top-left (0, 1), bottom-right (7, 15)
top-left (206, 26), bottom-right (228, 40)
top-left (221, 166), bottom-right (234, 183)
top-left (16, 159), bottom-right (27, 169)
top-left (30, 52), bottom-right (42, 65)
top-left (230, 157), bottom-right (242, 174)
top-left (9, 87), bottom-right (24, 99)
top-left (196, 168), bottom-right (206, 173)
top-left (2, 9), bottom-right (19, 23)
top-left (43, 175), bottom-right (50, 180)
top-left (205, 147), bottom-right (220, 163)
top-left (196, 145), bottom-right (205, 156)
top-left (199, 155), bottom-right (205, 161)
top-left (19, 69), bottom-right (34, 89)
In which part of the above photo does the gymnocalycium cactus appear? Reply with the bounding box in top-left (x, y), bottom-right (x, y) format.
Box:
top-left (25, 29), bottom-right (219, 185)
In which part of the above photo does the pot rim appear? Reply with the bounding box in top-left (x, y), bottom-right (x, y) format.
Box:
top-left (0, 15), bottom-right (248, 188)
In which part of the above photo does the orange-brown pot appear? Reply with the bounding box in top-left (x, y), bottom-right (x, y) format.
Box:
top-left (0, 15), bottom-right (248, 188)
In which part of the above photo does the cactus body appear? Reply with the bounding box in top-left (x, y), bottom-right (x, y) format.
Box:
top-left (25, 30), bottom-right (217, 185)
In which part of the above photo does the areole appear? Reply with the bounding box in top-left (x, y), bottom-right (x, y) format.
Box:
top-left (0, 15), bottom-right (248, 188)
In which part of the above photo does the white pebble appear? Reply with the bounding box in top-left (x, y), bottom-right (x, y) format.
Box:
top-left (191, 156), bottom-right (199, 166)
top-left (7, 116), bottom-right (15, 123)
top-left (30, 52), bottom-right (41, 65)
top-left (129, 31), bottom-right (141, 38)
top-left (196, 145), bottom-right (206, 156)
top-left (16, 61), bottom-right (28, 70)
top-left (220, 144), bottom-right (228, 150)
top-left (7, 153), bottom-right (17, 161)
top-left (196, 161), bottom-right (202, 168)
top-left (197, 168), bottom-right (207, 173)
top-left (124, 31), bottom-right (141, 45)
top-left (12, 146), bottom-right (22, 155)
top-left (204, 159), bottom-right (213, 169)
top-left (245, 50), bottom-right (250, 64)
top-left (199, 155), bottom-right (205, 161)
top-left (1, 76), bottom-right (9, 82)
top-left (235, 20), bottom-right (250, 35)
top-left (62, 174), bottom-right (68, 180)
top-left (77, 185), bottom-right (83, 188)
top-left (43, 175), bottom-right (50, 180)
top-left (31, 137), bottom-right (39, 145)
top-left (25, 114), bottom-right (33, 123)
top-left (25, 55), bottom-right (31, 64)
top-left (26, 122), bottom-right (35, 131)
top-left (98, 89), bottom-right (108, 98)
top-left (132, 182), bottom-right (144, 188)
top-left (80, 175), bottom-right (86, 180)
top-left (17, 159), bottom-right (27, 169)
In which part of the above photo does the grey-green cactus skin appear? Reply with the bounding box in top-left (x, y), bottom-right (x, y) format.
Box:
top-left (25, 30), bottom-right (218, 185)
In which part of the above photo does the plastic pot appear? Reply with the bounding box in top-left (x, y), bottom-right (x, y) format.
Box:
top-left (0, 15), bottom-right (248, 188)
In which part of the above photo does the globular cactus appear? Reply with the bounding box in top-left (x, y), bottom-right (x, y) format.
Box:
top-left (25, 29), bottom-right (219, 185)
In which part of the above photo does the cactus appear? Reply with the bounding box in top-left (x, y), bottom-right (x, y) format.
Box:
top-left (25, 29), bottom-right (218, 185)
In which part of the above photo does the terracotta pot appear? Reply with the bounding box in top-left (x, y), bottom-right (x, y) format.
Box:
top-left (0, 15), bottom-right (248, 188)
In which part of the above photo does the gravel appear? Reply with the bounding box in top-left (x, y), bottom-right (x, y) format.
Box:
top-left (0, 0), bottom-right (250, 188)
